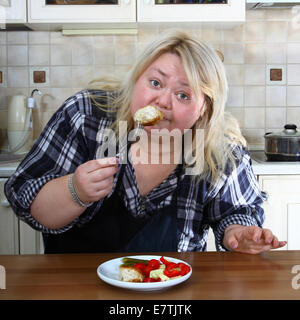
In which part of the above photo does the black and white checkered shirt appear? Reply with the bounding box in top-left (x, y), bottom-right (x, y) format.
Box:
top-left (5, 90), bottom-right (266, 252)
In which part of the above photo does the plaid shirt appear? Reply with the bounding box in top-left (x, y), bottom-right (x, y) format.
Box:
top-left (4, 90), bottom-right (266, 252)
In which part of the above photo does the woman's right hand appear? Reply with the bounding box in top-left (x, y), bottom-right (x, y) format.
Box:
top-left (72, 157), bottom-right (119, 203)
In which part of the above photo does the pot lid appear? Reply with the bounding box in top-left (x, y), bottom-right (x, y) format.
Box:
top-left (265, 124), bottom-right (300, 138)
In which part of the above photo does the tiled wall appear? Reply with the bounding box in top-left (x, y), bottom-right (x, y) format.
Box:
top-left (1, 9), bottom-right (300, 150)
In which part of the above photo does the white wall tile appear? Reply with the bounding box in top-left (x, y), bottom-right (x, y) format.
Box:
top-left (266, 86), bottom-right (286, 107)
top-left (287, 86), bottom-right (300, 106)
top-left (7, 67), bottom-right (29, 87)
top-left (266, 108), bottom-right (286, 128)
top-left (244, 107), bottom-right (265, 128)
top-left (7, 45), bottom-right (28, 66)
top-left (244, 65), bottom-right (265, 85)
top-left (265, 21), bottom-right (288, 43)
top-left (50, 45), bottom-right (72, 66)
top-left (265, 44), bottom-right (286, 64)
top-left (245, 43), bottom-right (265, 64)
top-left (29, 45), bottom-right (50, 66)
top-left (245, 86), bottom-right (265, 107)
top-left (225, 65), bottom-right (244, 85)
top-left (287, 108), bottom-right (300, 127)
top-left (287, 43), bottom-right (300, 63)
top-left (227, 86), bottom-right (244, 107)
top-left (287, 64), bottom-right (300, 85)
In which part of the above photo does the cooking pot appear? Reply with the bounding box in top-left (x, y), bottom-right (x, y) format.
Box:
top-left (264, 124), bottom-right (300, 161)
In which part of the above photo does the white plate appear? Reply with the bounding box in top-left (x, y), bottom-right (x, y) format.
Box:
top-left (97, 255), bottom-right (192, 291)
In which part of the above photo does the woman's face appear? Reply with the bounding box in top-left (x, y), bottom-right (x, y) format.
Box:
top-left (130, 52), bottom-right (205, 134)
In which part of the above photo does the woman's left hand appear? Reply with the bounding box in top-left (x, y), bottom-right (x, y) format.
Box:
top-left (223, 224), bottom-right (287, 254)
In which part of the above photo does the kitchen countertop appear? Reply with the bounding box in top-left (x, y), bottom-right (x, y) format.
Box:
top-left (1, 152), bottom-right (300, 177)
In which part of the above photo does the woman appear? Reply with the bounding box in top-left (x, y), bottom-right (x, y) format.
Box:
top-left (5, 30), bottom-right (286, 254)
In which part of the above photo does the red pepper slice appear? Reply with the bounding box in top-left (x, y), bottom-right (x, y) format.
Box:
top-left (160, 256), bottom-right (171, 266)
top-left (163, 262), bottom-right (190, 278)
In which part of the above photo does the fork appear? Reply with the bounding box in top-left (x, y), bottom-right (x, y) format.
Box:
top-left (117, 122), bottom-right (144, 164)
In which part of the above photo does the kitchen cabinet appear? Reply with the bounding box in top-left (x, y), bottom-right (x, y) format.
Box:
top-left (207, 174), bottom-right (300, 252)
top-left (138, 0), bottom-right (245, 23)
top-left (0, 179), bottom-right (19, 254)
top-left (258, 175), bottom-right (300, 250)
top-left (27, 0), bottom-right (136, 23)
top-left (1, 0), bottom-right (27, 23)
top-left (5, 0), bottom-right (244, 28)
top-left (0, 178), bottom-right (43, 254)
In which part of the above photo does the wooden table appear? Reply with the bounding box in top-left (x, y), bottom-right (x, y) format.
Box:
top-left (0, 251), bottom-right (300, 300)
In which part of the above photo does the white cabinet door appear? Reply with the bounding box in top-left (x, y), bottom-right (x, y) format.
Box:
top-left (0, 179), bottom-right (19, 254)
top-left (259, 175), bottom-right (300, 250)
top-left (138, 0), bottom-right (245, 23)
top-left (28, 0), bottom-right (136, 23)
top-left (2, 0), bottom-right (27, 23)
top-left (19, 220), bottom-right (44, 254)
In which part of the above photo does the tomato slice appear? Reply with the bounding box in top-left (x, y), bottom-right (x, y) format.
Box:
top-left (147, 259), bottom-right (160, 270)
top-left (133, 263), bottom-right (146, 273)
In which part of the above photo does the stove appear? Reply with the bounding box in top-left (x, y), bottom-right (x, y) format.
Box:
top-left (250, 150), bottom-right (300, 164)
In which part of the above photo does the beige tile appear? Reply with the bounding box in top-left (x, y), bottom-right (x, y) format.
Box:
top-left (0, 46), bottom-right (6, 66)
top-left (50, 66), bottom-right (72, 88)
top-left (94, 41), bottom-right (115, 65)
top-left (137, 27), bottom-right (159, 43)
top-left (72, 66), bottom-right (94, 88)
top-left (7, 31), bottom-right (28, 44)
top-left (245, 21), bottom-right (265, 42)
top-left (227, 86), bottom-right (244, 107)
top-left (50, 32), bottom-right (72, 45)
top-left (287, 108), bottom-right (300, 127)
top-left (287, 43), bottom-right (300, 63)
top-left (7, 67), bottom-right (29, 87)
top-left (246, 10), bottom-right (266, 21)
top-left (242, 128), bottom-right (265, 148)
top-left (287, 86), bottom-right (300, 106)
top-left (201, 28), bottom-right (222, 42)
top-left (266, 108), bottom-right (286, 128)
top-left (244, 65), bottom-right (265, 85)
top-left (287, 64), bottom-right (300, 85)
top-left (245, 86), bottom-right (265, 107)
top-left (50, 45), bottom-right (72, 65)
top-left (29, 45), bottom-right (50, 66)
top-left (115, 40), bottom-right (136, 65)
top-left (245, 43), bottom-right (265, 64)
top-left (222, 43), bottom-right (244, 64)
top-left (288, 21), bottom-right (300, 42)
top-left (29, 31), bottom-right (50, 44)
top-left (222, 24), bottom-right (244, 43)
top-left (265, 9), bottom-right (290, 21)
top-left (72, 41), bottom-right (94, 65)
top-left (265, 44), bottom-right (286, 64)
top-left (224, 65), bottom-right (244, 85)
top-left (265, 22), bottom-right (288, 43)
top-left (226, 107), bottom-right (244, 128)
top-left (266, 86), bottom-right (286, 107)
top-left (244, 107), bottom-right (265, 128)
top-left (7, 45), bottom-right (28, 66)
top-left (92, 65), bottom-right (117, 81)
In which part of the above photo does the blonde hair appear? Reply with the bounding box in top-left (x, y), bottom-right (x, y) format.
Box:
top-left (88, 29), bottom-right (246, 182)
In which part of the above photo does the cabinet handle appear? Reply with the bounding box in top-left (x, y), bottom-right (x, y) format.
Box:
top-left (1, 199), bottom-right (10, 208)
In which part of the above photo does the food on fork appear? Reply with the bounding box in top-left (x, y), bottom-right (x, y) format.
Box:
top-left (134, 105), bottom-right (164, 126)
